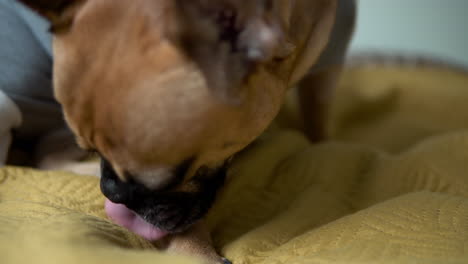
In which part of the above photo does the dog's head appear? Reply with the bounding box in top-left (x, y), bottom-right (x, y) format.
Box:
top-left (19, 0), bottom-right (336, 234)
top-left (19, 0), bottom-right (290, 233)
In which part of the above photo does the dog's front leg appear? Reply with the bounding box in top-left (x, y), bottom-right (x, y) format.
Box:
top-left (297, 67), bottom-right (342, 142)
top-left (157, 222), bottom-right (231, 264)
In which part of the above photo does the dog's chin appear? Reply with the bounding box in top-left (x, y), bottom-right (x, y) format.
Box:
top-left (101, 161), bottom-right (228, 237)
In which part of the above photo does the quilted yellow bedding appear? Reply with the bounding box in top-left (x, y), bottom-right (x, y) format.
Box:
top-left (2, 61), bottom-right (468, 264)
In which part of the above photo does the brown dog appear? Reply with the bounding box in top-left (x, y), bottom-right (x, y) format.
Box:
top-left (20, 0), bottom-right (355, 263)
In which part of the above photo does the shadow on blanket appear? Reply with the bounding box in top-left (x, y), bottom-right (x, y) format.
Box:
top-left (2, 58), bottom-right (468, 264)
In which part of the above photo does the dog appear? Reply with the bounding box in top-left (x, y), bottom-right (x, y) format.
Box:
top-left (19, 0), bottom-right (356, 263)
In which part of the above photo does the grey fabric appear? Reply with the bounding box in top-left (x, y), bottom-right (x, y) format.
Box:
top-left (311, 0), bottom-right (357, 73)
top-left (0, 0), bottom-right (63, 139)
top-left (9, 0), bottom-right (52, 56)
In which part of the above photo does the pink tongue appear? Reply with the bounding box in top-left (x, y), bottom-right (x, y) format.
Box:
top-left (105, 199), bottom-right (169, 241)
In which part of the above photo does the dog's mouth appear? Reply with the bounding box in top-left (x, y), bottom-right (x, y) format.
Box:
top-left (105, 199), bottom-right (170, 241)
top-left (100, 159), bottom-right (228, 240)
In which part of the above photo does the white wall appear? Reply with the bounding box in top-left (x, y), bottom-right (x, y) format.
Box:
top-left (350, 0), bottom-right (468, 66)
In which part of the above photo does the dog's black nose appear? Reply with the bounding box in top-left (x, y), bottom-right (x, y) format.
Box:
top-left (100, 157), bottom-right (194, 205)
top-left (100, 157), bottom-right (194, 204)
top-left (100, 158), bottom-right (134, 204)
top-left (100, 158), bottom-right (154, 205)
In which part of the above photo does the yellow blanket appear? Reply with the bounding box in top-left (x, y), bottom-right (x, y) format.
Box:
top-left (2, 62), bottom-right (468, 264)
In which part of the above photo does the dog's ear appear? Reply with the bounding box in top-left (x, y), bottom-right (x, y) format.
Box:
top-left (170, 0), bottom-right (287, 104)
top-left (17, 0), bottom-right (83, 33)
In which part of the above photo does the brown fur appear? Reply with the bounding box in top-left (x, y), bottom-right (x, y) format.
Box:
top-left (19, 0), bottom-right (346, 263)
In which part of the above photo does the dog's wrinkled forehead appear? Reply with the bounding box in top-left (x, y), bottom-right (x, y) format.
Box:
top-left (19, 0), bottom-right (286, 188)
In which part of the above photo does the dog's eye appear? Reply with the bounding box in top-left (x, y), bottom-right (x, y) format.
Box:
top-left (216, 9), bottom-right (241, 52)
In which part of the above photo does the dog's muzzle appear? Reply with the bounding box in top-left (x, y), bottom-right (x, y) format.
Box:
top-left (100, 158), bottom-right (228, 233)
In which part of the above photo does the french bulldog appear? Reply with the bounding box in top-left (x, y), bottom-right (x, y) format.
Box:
top-left (19, 0), bottom-right (356, 263)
